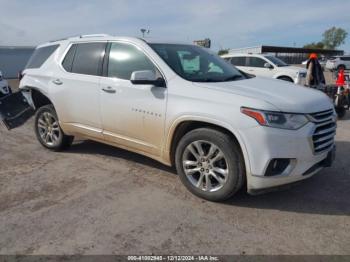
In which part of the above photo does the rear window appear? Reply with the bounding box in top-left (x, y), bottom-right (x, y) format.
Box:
top-left (68, 42), bottom-right (106, 76)
top-left (230, 57), bottom-right (246, 66)
top-left (25, 44), bottom-right (59, 69)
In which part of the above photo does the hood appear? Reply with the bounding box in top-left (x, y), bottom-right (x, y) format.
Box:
top-left (193, 77), bottom-right (333, 113)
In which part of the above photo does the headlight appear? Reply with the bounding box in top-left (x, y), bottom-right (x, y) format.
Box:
top-left (241, 107), bottom-right (309, 130)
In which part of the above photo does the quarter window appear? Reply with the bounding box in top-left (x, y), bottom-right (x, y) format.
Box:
top-left (62, 44), bottom-right (77, 72)
top-left (108, 42), bottom-right (156, 80)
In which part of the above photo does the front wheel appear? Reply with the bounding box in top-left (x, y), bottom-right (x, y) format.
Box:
top-left (34, 105), bottom-right (74, 151)
top-left (175, 128), bottom-right (245, 201)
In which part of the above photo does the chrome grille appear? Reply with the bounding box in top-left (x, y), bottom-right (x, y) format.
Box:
top-left (309, 109), bottom-right (336, 154)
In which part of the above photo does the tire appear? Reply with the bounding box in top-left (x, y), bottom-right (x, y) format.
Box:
top-left (278, 76), bottom-right (294, 82)
top-left (337, 65), bottom-right (346, 71)
top-left (175, 128), bottom-right (245, 201)
top-left (335, 107), bottom-right (346, 119)
top-left (34, 105), bottom-right (74, 151)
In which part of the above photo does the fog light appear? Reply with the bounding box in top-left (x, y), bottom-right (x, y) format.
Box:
top-left (265, 159), bottom-right (291, 176)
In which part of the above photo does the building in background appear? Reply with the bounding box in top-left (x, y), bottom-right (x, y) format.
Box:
top-left (193, 38), bottom-right (211, 48)
top-left (228, 45), bottom-right (344, 64)
top-left (0, 46), bottom-right (34, 79)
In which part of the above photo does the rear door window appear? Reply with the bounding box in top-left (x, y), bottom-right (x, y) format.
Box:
top-left (230, 57), bottom-right (246, 66)
top-left (25, 44), bottom-right (59, 69)
top-left (70, 42), bottom-right (106, 76)
top-left (246, 57), bottom-right (266, 67)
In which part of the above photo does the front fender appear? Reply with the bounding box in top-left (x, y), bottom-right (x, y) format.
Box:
top-left (164, 115), bottom-right (252, 178)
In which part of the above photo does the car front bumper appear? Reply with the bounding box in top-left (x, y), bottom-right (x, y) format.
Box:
top-left (238, 122), bottom-right (335, 193)
top-left (294, 75), bottom-right (306, 85)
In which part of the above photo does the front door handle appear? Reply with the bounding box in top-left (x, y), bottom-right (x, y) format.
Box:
top-left (102, 87), bottom-right (116, 94)
top-left (52, 79), bottom-right (63, 85)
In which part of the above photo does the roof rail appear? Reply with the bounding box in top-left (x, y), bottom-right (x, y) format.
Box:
top-left (79, 34), bottom-right (110, 38)
top-left (49, 34), bottom-right (110, 43)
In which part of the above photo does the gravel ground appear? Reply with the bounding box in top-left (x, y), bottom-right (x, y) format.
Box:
top-left (0, 78), bottom-right (349, 255)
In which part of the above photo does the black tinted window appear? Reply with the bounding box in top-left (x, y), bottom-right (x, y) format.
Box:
top-left (71, 42), bottom-right (106, 76)
top-left (246, 57), bottom-right (266, 67)
top-left (340, 57), bottom-right (350, 61)
top-left (62, 44), bottom-right (77, 72)
top-left (231, 57), bottom-right (246, 66)
top-left (25, 45), bottom-right (59, 69)
top-left (108, 42), bottom-right (156, 80)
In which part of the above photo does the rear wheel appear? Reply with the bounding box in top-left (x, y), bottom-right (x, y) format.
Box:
top-left (34, 105), bottom-right (74, 151)
top-left (175, 128), bottom-right (245, 201)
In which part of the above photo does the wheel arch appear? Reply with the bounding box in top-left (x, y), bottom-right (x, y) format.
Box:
top-left (22, 86), bottom-right (53, 110)
top-left (166, 117), bottom-right (250, 174)
top-left (276, 75), bottom-right (294, 82)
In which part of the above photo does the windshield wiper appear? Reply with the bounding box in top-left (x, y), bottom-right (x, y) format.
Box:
top-left (223, 75), bottom-right (243, 81)
top-left (192, 78), bottom-right (221, 82)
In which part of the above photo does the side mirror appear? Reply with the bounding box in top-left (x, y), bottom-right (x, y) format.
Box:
top-left (264, 63), bottom-right (273, 69)
top-left (130, 70), bottom-right (166, 87)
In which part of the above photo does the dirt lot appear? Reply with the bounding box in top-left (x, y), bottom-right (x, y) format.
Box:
top-left (0, 78), bottom-right (349, 255)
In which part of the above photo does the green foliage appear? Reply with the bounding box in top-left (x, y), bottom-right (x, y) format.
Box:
top-left (303, 27), bottom-right (347, 50)
top-left (322, 27), bottom-right (348, 49)
top-left (218, 49), bottom-right (229, 56)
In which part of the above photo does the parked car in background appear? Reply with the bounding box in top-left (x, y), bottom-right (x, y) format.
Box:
top-left (10, 35), bottom-right (336, 201)
top-left (326, 56), bottom-right (350, 71)
top-left (222, 53), bottom-right (307, 85)
top-left (0, 70), bottom-right (12, 98)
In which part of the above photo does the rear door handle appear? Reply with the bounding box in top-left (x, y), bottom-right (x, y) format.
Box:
top-left (102, 87), bottom-right (116, 94)
top-left (52, 79), bottom-right (63, 85)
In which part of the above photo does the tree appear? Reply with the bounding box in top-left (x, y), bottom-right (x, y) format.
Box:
top-left (303, 42), bottom-right (325, 49)
top-left (218, 49), bottom-right (229, 56)
top-left (322, 27), bottom-right (348, 49)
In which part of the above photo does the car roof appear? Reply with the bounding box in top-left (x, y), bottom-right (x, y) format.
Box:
top-left (221, 53), bottom-right (266, 58)
top-left (36, 35), bottom-right (192, 49)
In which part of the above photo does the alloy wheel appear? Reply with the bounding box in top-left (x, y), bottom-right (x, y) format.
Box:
top-left (182, 140), bottom-right (229, 192)
top-left (37, 111), bottom-right (62, 147)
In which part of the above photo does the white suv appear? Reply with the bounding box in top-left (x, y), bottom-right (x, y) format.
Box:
top-left (222, 53), bottom-right (307, 85)
top-left (18, 35), bottom-right (336, 201)
top-left (0, 70), bottom-right (11, 98)
top-left (325, 56), bottom-right (350, 71)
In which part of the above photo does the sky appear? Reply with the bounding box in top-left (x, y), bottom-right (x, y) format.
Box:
top-left (0, 0), bottom-right (349, 52)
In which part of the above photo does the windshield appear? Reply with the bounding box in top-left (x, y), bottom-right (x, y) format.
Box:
top-left (150, 44), bottom-right (246, 82)
top-left (265, 56), bottom-right (288, 67)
